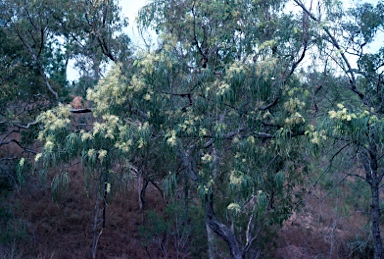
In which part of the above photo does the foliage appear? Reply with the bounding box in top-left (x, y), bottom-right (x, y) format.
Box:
top-left (34, 0), bottom-right (314, 256)
top-left (6, 0), bottom-right (384, 258)
top-left (0, 197), bottom-right (26, 245)
top-left (293, 0), bottom-right (384, 258)
top-left (0, 0), bottom-right (131, 167)
top-left (0, 1), bottom-right (133, 256)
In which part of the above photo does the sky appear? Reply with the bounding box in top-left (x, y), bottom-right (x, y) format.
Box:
top-left (67, 0), bottom-right (383, 81)
top-left (118, 0), bottom-right (382, 47)
top-left (119, 0), bottom-right (150, 48)
top-left (67, 0), bottom-right (148, 81)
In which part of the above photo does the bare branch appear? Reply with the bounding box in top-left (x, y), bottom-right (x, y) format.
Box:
top-left (12, 120), bottom-right (38, 129)
top-left (0, 139), bottom-right (38, 154)
top-left (16, 30), bottom-right (60, 101)
top-left (292, 0), bottom-right (366, 102)
top-left (70, 108), bottom-right (93, 114)
top-left (258, 97), bottom-right (278, 111)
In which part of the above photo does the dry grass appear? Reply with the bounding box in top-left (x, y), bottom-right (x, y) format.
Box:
top-left (4, 159), bottom-right (197, 258)
top-left (274, 183), bottom-right (372, 259)
top-left (5, 171), bottom-right (372, 259)
top-left (5, 161), bottom-right (167, 259)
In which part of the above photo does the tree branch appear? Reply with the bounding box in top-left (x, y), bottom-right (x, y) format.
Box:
top-left (0, 139), bottom-right (38, 154)
top-left (16, 30), bottom-right (60, 101)
top-left (292, 0), bottom-right (366, 102)
top-left (12, 120), bottom-right (38, 129)
top-left (205, 193), bottom-right (242, 259)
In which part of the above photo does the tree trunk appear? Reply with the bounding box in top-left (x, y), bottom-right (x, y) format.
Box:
top-left (206, 222), bottom-right (215, 259)
top-left (370, 181), bottom-right (383, 259)
top-left (205, 194), bottom-right (243, 259)
top-left (92, 195), bottom-right (102, 259)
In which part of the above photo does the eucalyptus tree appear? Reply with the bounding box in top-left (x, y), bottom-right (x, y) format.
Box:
top-left (36, 102), bottom-right (122, 258)
top-left (37, 0), bottom-right (313, 257)
top-left (0, 1), bottom-right (131, 254)
top-left (35, 0), bottom-right (315, 257)
top-left (0, 0), bottom-right (130, 167)
top-left (293, 0), bottom-right (384, 258)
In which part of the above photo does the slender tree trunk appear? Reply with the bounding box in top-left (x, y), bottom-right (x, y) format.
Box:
top-left (206, 222), bottom-right (215, 259)
top-left (92, 194), bottom-right (102, 259)
top-left (370, 181), bottom-right (383, 259)
top-left (205, 194), bottom-right (243, 259)
top-left (362, 138), bottom-right (384, 259)
top-left (138, 171), bottom-right (143, 210)
top-left (140, 177), bottom-right (149, 210)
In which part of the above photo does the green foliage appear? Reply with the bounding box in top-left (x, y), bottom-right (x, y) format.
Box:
top-left (0, 0), bottom-right (132, 169)
top-left (51, 172), bottom-right (70, 202)
top-left (166, 201), bottom-right (207, 258)
top-left (0, 161), bottom-right (17, 193)
top-left (6, 0), bottom-right (384, 257)
top-left (19, 1), bottom-right (311, 257)
top-left (58, 0), bottom-right (313, 256)
top-left (299, 0), bottom-right (384, 257)
top-left (347, 232), bottom-right (374, 258)
top-left (139, 210), bottom-right (169, 247)
top-left (0, 199), bottom-right (27, 245)
top-left (139, 201), bottom-right (207, 257)
top-left (347, 2), bottom-right (382, 44)
top-left (36, 0), bottom-right (384, 257)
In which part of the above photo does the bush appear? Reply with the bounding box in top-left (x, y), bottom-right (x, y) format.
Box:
top-left (0, 161), bottom-right (17, 194)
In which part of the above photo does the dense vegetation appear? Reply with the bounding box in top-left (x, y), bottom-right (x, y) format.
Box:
top-left (1, 0), bottom-right (384, 258)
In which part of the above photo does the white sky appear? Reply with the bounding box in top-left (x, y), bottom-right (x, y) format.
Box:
top-left (67, 0), bottom-right (383, 82)
top-left (67, 0), bottom-right (149, 82)
top-left (119, 0), bottom-right (152, 49)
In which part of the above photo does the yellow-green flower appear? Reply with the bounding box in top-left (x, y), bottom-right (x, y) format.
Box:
top-left (35, 153), bottom-right (43, 162)
top-left (98, 149), bottom-right (107, 162)
top-left (201, 154), bottom-right (212, 163)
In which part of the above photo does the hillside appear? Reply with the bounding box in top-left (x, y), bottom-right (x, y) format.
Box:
top-left (0, 162), bottom-right (374, 258)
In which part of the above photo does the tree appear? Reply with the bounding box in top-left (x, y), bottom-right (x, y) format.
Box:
top-left (0, 0), bottom-right (130, 171)
top-left (36, 102), bottom-right (121, 258)
top-left (293, 0), bottom-right (384, 258)
top-left (35, 0), bottom-right (314, 257)
top-left (133, 0), bottom-right (314, 257)
top-left (12, 0), bottom-right (384, 257)
top-left (0, 0), bottom-right (132, 256)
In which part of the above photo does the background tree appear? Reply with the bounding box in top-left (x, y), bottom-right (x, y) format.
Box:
top-left (0, 0), bottom-right (132, 256)
top-left (36, 102), bottom-right (122, 258)
top-left (0, 0), bottom-right (131, 184)
top-left (294, 0), bottom-right (384, 258)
